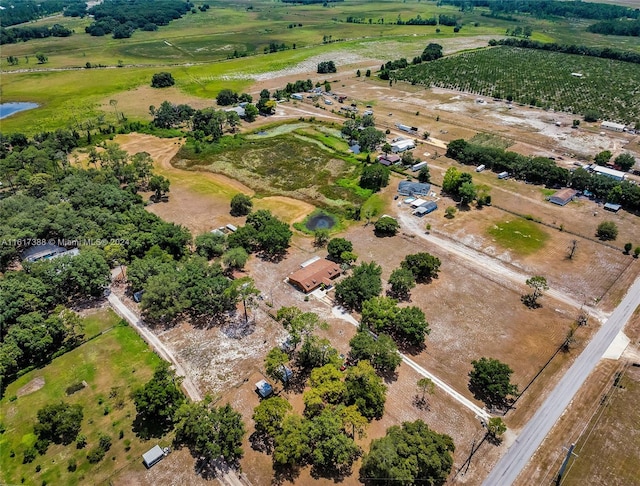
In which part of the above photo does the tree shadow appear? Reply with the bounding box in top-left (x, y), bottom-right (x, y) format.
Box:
top-left (131, 414), bottom-right (170, 440)
top-left (380, 369), bottom-right (400, 385)
top-left (412, 394), bottom-right (431, 411)
top-left (272, 463), bottom-right (303, 485)
top-left (221, 315), bottom-right (256, 339)
top-left (398, 340), bottom-right (426, 356)
top-left (249, 431), bottom-right (274, 454)
top-left (310, 461), bottom-right (356, 482)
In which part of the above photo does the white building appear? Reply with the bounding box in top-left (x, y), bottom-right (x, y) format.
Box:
top-left (390, 139), bottom-right (416, 153)
top-left (592, 165), bottom-right (626, 181)
top-left (600, 121), bottom-right (626, 132)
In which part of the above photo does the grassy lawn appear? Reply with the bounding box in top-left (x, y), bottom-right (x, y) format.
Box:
top-left (0, 309), bottom-right (164, 486)
top-left (487, 218), bottom-right (550, 255)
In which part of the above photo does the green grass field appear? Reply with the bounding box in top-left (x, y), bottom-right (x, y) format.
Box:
top-left (396, 46), bottom-right (640, 123)
top-left (487, 218), bottom-right (550, 255)
top-left (0, 309), bottom-right (164, 486)
top-left (177, 123), bottom-right (370, 210)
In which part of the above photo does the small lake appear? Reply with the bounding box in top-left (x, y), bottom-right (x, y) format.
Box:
top-left (0, 102), bottom-right (39, 120)
top-left (306, 213), bottom-right (336, 231)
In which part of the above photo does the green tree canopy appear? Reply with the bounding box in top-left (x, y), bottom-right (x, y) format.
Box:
top-left (34, 401), bottom-right (84, 447)
top-left (252, 396), bottom-right (292, 438)
top-left (469, 357), bottom-right (518, 408)
top-left (374, 216), bottom-right (400, 236)
top-left (174, 399), bottom-right (245, 463)
top-left (335, 262), bottom-right (383, 310)
top-left (132, 361), bottom-right (185, 438)
top-left (360, 164), bottom-right (390, 192)
top-left (388, 267), bottom-right (416, 300)
top-left (360, 420), bottom-right (454, 485)
top-left (596, 220), bottom-right (618, 241)
top-left (345, 360), bottom-right (387, 420)
top-left (349, 331), bottom-right (402, 374)
top-left (327, 237), bottom-right (353, 262)
top-left (230, 193), bottom-right (253, 216)
top-left (151, 72), bottom-right (175, 88)
top-left (614, 153), bottom-right (636, 172)
top-left (401, 252), bottom-right (441, 282)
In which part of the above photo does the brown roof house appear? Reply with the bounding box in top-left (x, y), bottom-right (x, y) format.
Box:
top-left (549, 188), bottom-right (577, 206)
top-left (288, 257), bottom-right (341, 293)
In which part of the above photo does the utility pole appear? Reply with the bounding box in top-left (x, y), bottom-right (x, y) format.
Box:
top-left (556, 443), bottom-right (578, 485)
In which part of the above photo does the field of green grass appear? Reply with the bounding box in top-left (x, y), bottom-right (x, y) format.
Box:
top-left (487, 218), bottom-right (550, 255)
top-left (0, 309), bottom-right (164, 486)
top-left (177, 122), bottom-right (370, 210)
top-left (396, 46), bottom-right (640, 123)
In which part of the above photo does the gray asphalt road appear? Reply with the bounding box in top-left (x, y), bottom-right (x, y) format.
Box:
top-left (483, 275), bottom-right (640, 486)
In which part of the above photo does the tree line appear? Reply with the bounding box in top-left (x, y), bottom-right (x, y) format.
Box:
top-left (439, 0), bottom-right (639, 21)
top-left (1, 23), bottom-right (72, 45)
top-left (490, 37), bottom-right (640, 65)
top-left (0, 0), bottom-right (83, 26)
top-left (85, 0), bottom-right (192, 38)
top-left (379, 43), bottom-right (443, 79)
top-left (446, 139), bottom-right (640, 210)
top-left (588, 19), bottom-right (640, 37)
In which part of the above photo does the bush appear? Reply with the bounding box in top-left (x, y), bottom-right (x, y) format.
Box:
top-left (151, 72), bottom-right (175, 88)
top-left (596, 221), bottom-right (618, 241)
top-left (584, 109), bottom-right (600, 122)
top-left (76, 434), bottom-right (87, 449)
top-left (67, 458), bottom-right (77, 472)
top-left (87, 447), bottom-right (106, 464)
top-left (65, 382), bottom-right (85, 395)
top-left (23, 447), bottom-right (37, 464)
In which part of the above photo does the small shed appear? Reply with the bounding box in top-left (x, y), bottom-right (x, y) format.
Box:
top-left (604, 202), bottom-right (621, 212)
top-left (142, 445), bottom-right (165, 469)
top-left (256, 380), bottom-right (273, 398)
top-left (549, 188), bottom-right (577, 206)
top-left (225, 223), bottom-right (238, 233)
top-left (378, 153), bottom-right (400, 166)
top-left (410, 198), bottom-right (428, 208)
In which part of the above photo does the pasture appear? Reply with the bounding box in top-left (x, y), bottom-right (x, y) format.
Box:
top-left (396, 46), bottom-right (640, 123)
top-left (487, 218), bottom-right (550, 256)
top-left (176, 122), bottom-right (372, 210)
top-left (0, 309), bottom-right (164, 486)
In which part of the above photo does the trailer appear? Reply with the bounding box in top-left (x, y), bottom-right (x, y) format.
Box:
top-left (411, 161), bottom-right (428, 172)
top-left (498, 171), bottom-right (509, 179)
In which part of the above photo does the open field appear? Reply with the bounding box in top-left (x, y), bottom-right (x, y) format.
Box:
top-left (515, 308), bottom-right (640, 486)
top-left (396, 46), bottom-right (640, 123)
top-left (0, 308), bottom-right (164, 486)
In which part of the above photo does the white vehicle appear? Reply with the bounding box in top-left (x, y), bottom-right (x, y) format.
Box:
top-left (476, 164), bottom-right (486, 172)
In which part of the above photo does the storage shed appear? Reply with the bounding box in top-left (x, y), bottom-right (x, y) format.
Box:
top-left (256, 380), bottom-right (273, 398)
top-left (549, 188), bottom-right (577, 206)
top-left (604, 203), bottom-right (621, 212)
top-left (414, 202), bottom-right (437, 216)
top-left (142, 445), bottom-right (166, 469)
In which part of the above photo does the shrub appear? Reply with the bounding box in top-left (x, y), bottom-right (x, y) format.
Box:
top-left (87, 447), bottom-right (106, 464)
top-left (596, 221), bottom-right (618, 241)
top-left (151, 72), bottom-right (175, 88)
top-left (67, 458), bottom-right (77, 472)
top-left (23, 447), bottom-right (37, 464)
top-left (76, 434), bottom-right (87, 449)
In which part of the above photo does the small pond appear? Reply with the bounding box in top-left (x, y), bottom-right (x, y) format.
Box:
top-left (0, 102), bottom-right (39, 119)
top-left (305, 213), bottom-right (336, 231)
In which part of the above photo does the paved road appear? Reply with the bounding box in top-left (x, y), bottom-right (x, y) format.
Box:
top-left (331, 307), bottom-right (490, 420)
top-left (483, 274), bottom-right (640, 486)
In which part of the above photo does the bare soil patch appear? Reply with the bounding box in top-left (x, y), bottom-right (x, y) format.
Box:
top-left (16, 376), bottom-right (45, 397)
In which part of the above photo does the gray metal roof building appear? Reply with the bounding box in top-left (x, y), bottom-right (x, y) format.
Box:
top-left (398, 180), bottom-right (431, 197)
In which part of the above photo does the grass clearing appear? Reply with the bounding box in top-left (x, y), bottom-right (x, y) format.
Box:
top-left (487, 218), bottom-right (550, 255)
top-left (177, 126), bottom-right (369, 210)
top-left (0, 309), bottom-right (164, 486)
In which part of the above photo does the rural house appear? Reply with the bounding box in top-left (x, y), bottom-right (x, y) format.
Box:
top-left (549, 188), bottom-right (577, 206)
top-left (287, 258), bottom-right (341, 293)
top-left (398, 180), bottom-right (431, 197)
top-left (377, 153), bottom-right (401, 166)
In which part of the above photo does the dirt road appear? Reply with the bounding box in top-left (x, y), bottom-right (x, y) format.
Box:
top-left (396, 211), bottom-right (608, 322)
top-left (331, 307), bottom-right (490, 420)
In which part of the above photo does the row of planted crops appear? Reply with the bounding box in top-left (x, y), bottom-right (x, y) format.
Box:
top-left (395, 46), bottom-right (640, 124)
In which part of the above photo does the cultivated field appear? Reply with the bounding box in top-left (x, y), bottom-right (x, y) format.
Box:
top-left (396, 46), bottom-right (640, 124)
top-left (0, 308), bottom-right (164, 486)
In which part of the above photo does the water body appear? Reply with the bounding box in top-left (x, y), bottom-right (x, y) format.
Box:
top-left (0, 102), bottom-right (39, 119)
top-left (306, 213), bottom-right (336, 231)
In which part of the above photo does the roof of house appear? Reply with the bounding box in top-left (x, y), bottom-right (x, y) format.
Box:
top-left (288, 258), bottom-right (341, 293)
top-left (225, 106), bottom-right (246, 117)
top-left (378, 153), bottom-right (401, 166)
top-left (142, 445), bottom-right (164, 467)
top-left (549, 188), bottom-right (577, 205)
top-left (398, 180), bottom-right (431, 196)
top-left (391, 139), bottom-right (415, 149)
top-left (410, 198), bottom-right (428, 207)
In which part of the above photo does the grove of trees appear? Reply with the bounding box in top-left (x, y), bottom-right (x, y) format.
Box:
top-left (151, 72), bottom-right (175, 88)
